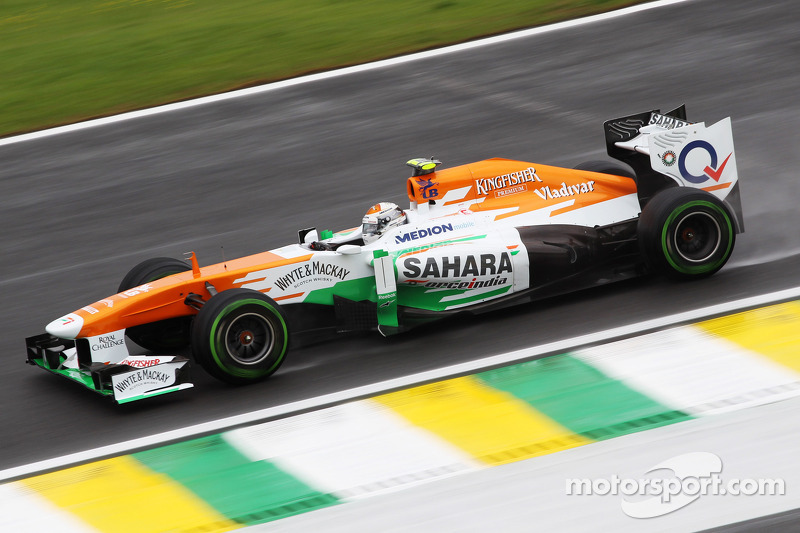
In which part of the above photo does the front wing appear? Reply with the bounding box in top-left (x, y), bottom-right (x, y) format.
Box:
top-left (25, 333), bottom-right (193, 404)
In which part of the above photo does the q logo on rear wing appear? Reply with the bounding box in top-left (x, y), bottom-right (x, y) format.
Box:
top-left (648, 117), bottom-right (738, 198)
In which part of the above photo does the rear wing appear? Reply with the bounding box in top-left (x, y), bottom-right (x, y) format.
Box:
top-left (604, 105), bottom-right (744, 232)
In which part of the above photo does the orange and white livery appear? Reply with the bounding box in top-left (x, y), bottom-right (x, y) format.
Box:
top-left (27, 105), bottom-right (743, 403)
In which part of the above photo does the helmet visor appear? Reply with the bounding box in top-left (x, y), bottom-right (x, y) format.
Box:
top-left (362, 222), bottom-right (380, 236)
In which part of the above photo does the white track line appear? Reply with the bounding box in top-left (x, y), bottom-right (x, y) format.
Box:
top-left (0, 0), bottom-right (694, 148)
top-left (1, 282), bottom-right (797, 483)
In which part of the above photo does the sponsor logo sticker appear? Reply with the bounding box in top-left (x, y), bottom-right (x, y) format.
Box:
top-left (395, 223), bottom-right (453, 244)
top-left (416, 177), bottom-right (439, 199)
top-left (394, 222), bottom-right (475, 245)
top-left (420, 276), bottom-right (509, 289)
top-left (495, 184), bottom-right (527, 198)
top-left (677, 140), bottom-right (732, 184)
top-left (648, 112), bottom-right (692, 130)
top-left (274, 261), bottom-right (351, 291)
top-left (402, 252), bottom-right (513, 279)
top-left (119, 355), bottom-right (177, 368)
top-left (118, 283), bottom-right (153, 299)
top-left (533, 181), bottom-right (595, 200)
top-left (476, 167), bottom-right (541, 196)
top-left (92, 333), bottom-right (125, 352)
top-left (113, 367), bottom-right (178, 395)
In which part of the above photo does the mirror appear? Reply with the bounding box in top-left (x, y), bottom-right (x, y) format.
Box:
top-left (336, 245), bottom-right (362, 255)
top-left (298, 227), bottom-right (318, 244)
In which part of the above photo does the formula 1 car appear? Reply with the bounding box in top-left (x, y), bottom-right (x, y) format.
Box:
top-left (26, 105), bottom-right (743, 403)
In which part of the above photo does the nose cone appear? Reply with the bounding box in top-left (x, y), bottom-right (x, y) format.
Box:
top-left (46, 313), bottom-right (84, 339)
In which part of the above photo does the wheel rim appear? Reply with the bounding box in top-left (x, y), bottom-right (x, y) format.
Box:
top-left (223, 312), bottom-right (275, 365)
top-left (672, 211), bottom-right (721, 263)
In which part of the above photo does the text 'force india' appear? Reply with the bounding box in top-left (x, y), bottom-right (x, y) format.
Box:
top-left (27, 105), bottom-right (743, 403)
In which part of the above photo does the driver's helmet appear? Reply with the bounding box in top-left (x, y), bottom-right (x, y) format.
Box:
top-left (362, 202), bottom-right (407, 244)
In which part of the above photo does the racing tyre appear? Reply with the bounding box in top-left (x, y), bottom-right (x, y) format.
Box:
top-left (638, 188), bottom-right (735, 280)
top-left (119, 257), bottom-right (192, 352)
top-left (573, 160), bottom-right (635, 179)
top-left (191, 289), bottom-right (289, 385)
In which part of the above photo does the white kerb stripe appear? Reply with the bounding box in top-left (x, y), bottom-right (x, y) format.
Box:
top-left (0, 483), bottom-right (98, 533)
top-left (573, 326), bottom-right (800, 416)
top-left (223, 401), bottom-right (481, 500)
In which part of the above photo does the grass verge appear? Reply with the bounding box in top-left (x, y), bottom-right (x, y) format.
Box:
top-left (1, 0), bottom-right (644, 137)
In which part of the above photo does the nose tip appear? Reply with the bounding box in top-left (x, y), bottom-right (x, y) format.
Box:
top-left (45, 313), bottom-right (84, 339)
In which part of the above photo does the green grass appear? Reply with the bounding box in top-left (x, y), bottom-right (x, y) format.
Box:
top-left (0, 0), bottom-right (643, 137)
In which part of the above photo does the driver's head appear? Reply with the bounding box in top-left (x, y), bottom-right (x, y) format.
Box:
top-left (362, 202), bottom-right (406, 244)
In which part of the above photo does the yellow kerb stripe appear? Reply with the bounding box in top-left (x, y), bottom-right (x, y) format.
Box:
top-left (373, 376), bottom-right (590, 465)
top-left (21, 456), bottom-right (239, 533)
top-left (698, 302), bottom-right (800, 374)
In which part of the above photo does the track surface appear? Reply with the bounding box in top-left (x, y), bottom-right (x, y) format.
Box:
top-left (2, 0), bottom-right (798, 471)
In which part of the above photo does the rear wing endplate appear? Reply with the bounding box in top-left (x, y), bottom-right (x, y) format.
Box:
top-left (604, 105), bottom-right (743, 232)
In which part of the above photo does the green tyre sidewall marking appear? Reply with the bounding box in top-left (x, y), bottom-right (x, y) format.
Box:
top-left (209, 298), bottom-right (289, 379)
top-left (660, 200), bottom-right (733, 275)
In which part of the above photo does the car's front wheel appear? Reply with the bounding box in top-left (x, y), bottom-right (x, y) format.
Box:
top-left (638, 188), bottom-right (735, 279)
top-left (191, 289), bottom-right (289, 384)
top-left (119, 257), bottom-right (193, 352)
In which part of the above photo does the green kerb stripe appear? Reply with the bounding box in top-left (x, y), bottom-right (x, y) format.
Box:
top-left (478, 354), bottom-right (692, 440)
top-left (133, 435), bottom-right (339, 525)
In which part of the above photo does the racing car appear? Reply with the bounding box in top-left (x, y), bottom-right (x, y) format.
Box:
top-left (26, 105), bottom-right (743, 403)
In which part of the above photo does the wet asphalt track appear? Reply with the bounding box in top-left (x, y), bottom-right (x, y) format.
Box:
top-left (1, 0), bottom-right (799, 473)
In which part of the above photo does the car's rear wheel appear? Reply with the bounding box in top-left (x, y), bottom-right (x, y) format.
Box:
top-left (119, 257), bottom-right (192, 352)
top-left (638, 188), bottom-right (735, 279)
top-left (191, 289), bottom-right (289, 385)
